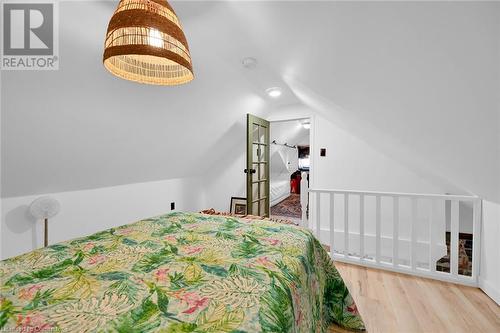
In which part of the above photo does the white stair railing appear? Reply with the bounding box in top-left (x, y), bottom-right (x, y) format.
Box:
top-left (308, 188), bottom-right (481, 286)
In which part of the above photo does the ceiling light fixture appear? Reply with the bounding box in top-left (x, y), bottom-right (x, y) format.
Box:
top-left (266, 87), bottom-right (282, 98)
top-left (103, 0), bottom-right (194, 85)
top-left (242, 57), bottom-right (258, 69)
top-left (302, 122), bottom-right (311, 129)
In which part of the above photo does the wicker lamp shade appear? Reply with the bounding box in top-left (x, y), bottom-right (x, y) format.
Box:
top-left (103, 0), bottom-right (193, 85)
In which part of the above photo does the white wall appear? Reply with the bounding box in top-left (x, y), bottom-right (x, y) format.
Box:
top-left (0, 177), bottom-right (204, 260)
top-left (202, 150), bottom-right (247, 213)
top-left (270, 120), bottom-right (309, 147)
top-left (267, 105), bottom-right (448, 194)
top-left (1, 1), bottom-right (275, 198)
top-left (5, 1), bottom-right (497, 201)
top-left (200, 114), bottom-right (253, 213)
top-left (480, 200), bottom-right (500, 305)
top-left (311, 115), bottom-right (447, 194)
top-left (275, 1), bottom-right (500, 202)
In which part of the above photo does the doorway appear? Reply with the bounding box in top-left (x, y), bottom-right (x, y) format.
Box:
top-left (268, 118), bottom-right (310, 224)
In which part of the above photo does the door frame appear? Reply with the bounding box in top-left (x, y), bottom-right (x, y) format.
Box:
top-left (267, 115), bottom-right (315, 213)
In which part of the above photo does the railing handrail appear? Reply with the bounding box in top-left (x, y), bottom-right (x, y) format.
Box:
top-left (308, 188), bottom-right (480, 201)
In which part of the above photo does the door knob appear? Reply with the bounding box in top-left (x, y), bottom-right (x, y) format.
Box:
top-left (244, 169), bottom-right (256, 174)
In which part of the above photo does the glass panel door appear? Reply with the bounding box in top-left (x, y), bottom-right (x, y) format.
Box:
top-left (246, 114), bottom-right (270, 217)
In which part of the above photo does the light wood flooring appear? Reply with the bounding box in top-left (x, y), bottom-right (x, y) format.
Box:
top-left (329, 262), bottom-right (500, 333)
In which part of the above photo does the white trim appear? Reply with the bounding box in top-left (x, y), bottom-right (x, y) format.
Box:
top-left (333, 255), bottom-right (477, 287)
top-left (309, 115), bottom-right (316, 188)
top-left (479, 277), bottom-right (500, 305)
top-left (268, 116), bottom-right (310, 123)
top-left (310, 188), bottom-right (479, 201)
top-left (472, 200), bottom-right (482, 282)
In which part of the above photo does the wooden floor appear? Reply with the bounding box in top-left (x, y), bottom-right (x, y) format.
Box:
top-left (329, 262), bottom-right (500, 333)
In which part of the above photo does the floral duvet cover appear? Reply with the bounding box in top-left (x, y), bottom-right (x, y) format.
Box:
top-left (0, 212), bottom-right (364, 332)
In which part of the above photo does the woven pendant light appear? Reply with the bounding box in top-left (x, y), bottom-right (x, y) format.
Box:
top-left (103, 0), bottom-right (193, 85)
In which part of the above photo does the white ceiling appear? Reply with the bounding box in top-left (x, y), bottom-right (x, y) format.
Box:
top-left (2, 1), bottom-right (499, 200)
top-left (270, 120), bottom-right (309, 147)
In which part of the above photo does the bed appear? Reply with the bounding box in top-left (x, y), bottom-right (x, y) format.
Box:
top-left (270, 179), bottom-right (291, 207)
top-left (270, 144), bottom-right (296, 206)
top-left (0, 212), bottom-right (365, 332)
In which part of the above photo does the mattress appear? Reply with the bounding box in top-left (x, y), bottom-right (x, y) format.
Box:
top-left (270, 179), bottom-right (291, 206)
top-left (0, 212), bottom-right (365, 332)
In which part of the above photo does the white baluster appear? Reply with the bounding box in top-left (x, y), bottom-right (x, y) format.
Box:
top-left (471, 199), bottom-right (481, 282)
top-left (450, 200), bottom-right (459, 277)
top-left (429, 199), bottom-right (436, 273)
top-left (411, 198), bottom-right (418, 271)
top-left (330, 193), bottom-right (335, 258)
top-left (300, 172), bottom-right (308, 227)
top-left (359, 194), bottom-right (365, 260)
top-left (393, 196), bottom-right (399, 268)
top-left (316, 192), bottom-right (321, 238)
top-left (375, 195), bottom-right (381, 263)
top-left (344, 194), bottom-right (349, 257)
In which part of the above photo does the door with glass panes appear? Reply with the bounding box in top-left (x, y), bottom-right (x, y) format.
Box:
top-left (246, 114), bottom-right (270, 217)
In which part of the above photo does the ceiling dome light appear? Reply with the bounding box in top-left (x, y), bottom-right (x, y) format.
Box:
top-left (103, 0), bottom-right (194, 85)
top-left (266, 87), bottom-right (282, 98)
top-left (301, 119), bottom-right (311, 129)
top-left (242, 57), bottom-right (258, 69)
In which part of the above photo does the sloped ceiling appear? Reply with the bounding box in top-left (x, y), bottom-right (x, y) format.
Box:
top-left (2, 1), bottom-right (499, 201)
top-left (270, 121), bottom-right (309, 148)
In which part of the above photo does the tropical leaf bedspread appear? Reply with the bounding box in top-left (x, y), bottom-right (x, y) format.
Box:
top-left (0, 212), bottom-right (365, 332)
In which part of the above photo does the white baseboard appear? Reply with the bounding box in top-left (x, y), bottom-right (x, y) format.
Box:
top-left (479, 277), bottom-right (500, 305)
